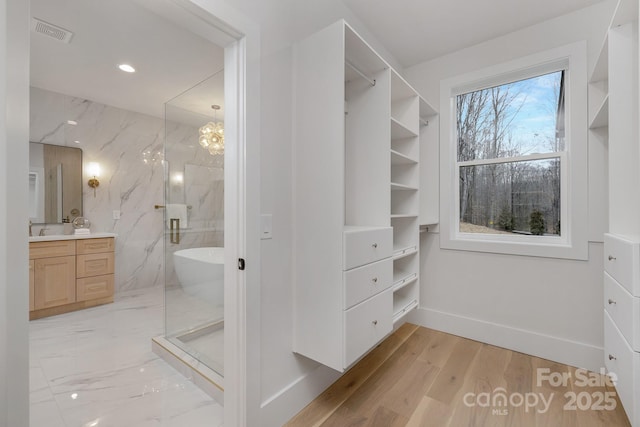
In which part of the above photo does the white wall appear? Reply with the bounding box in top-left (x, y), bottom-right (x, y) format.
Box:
top-left (403, 1), bottom-right (616, 372)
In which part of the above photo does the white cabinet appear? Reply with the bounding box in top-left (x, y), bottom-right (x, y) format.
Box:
top-left (292, 20), bottom-right (433, 371)
top-left (597, 0), bottom-right (640, 424)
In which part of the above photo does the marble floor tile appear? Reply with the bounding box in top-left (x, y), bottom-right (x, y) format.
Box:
top-left (29, 286), bottom-right (224, 427)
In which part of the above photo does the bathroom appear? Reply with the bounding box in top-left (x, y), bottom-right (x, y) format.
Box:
top-left (26, 0), bottom-right (234, 424)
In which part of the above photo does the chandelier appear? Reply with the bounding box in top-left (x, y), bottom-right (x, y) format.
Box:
top-left (199, 104), bottom-right (224, 156)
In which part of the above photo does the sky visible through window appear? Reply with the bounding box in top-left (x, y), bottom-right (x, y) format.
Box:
top-left (494, 71), bottom-right (563, 156)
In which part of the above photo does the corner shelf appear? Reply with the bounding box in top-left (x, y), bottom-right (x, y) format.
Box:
top-left (589, 94), bottom-right (609, 129)
top-left (391, 117), bottom-right (418, 140)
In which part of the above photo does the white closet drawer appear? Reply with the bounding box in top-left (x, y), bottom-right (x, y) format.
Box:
top-left (344, 288), bottom-right (392, 367)
top-left (605, 272), bottom-right (640, 352)
top-left (604, 233), bottom-right (640, 296)
top-left (344, 258), bottom-right (392, 309)
top-left (343, 227), bottom-right (392, 270)
top-left (604, 311), bottom-right (637, 424)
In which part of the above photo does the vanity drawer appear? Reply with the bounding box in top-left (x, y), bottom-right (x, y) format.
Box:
top-left (77, 237), bottom-right (115, 255)
top-left (604, 233), bottom-right (640, 296)
top-left (343, 227), bottom-right (392, 270)
top-left (29, 240), bottom-right (75, 259)
top-left (77, 274), bottom-right (114, 302)
top-left (605, 272), bottom-right (640, 352)
top-left (344, 288), bottom-right (392, 367)
top-left (604, 311), bottom-right (638, 424)
top-left (77, 252), bottom-right (115, 278)
top-left (343, 258), bottom-right (392, 309)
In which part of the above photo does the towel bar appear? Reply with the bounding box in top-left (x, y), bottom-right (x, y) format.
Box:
top-left (154, 204), bottom-right (192, 209)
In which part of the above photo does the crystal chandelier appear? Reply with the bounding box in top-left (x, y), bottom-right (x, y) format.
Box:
top-left (199, 104), bottom-right (224, 156)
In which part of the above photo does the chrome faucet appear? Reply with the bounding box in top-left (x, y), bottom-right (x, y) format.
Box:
top-left (39, 227), bottom-right (48, 236)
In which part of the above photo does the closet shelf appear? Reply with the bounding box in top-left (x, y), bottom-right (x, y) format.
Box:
top-left (390, 182), bottom-right (418, 191)
top-left (392, 298), bottom-right (418, 325)
top-left (390, 213), bottom-right (418, 219)
top-left (393, 273), bottom-right (418, 292)
top-left (391, 117), bottom-right (418, 140)
top-left (589, 94), bottom-right (609, 129)
top-left (390, 149), bottom-right (418, 165)
top-left (589, 34), bottom-right (609, 83)
top-left (393, 245), bottom-right (418, 259)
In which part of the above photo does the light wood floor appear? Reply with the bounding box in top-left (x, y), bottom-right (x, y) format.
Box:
top-left (285, 323), bottom-right (631, 427)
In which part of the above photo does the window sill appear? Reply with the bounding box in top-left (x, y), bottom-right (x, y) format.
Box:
top-left (441, 233), bottom-right (588, 260)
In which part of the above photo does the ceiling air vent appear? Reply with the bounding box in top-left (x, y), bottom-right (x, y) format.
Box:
top-left (31, 18), bottom-right (73, 44)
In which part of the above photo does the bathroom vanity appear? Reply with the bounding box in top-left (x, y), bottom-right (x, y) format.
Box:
top-left (29, 233), bottom-right (116, 320)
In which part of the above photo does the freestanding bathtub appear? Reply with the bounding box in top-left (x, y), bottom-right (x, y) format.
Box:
top-left (173, 247), bottom-right (224, 306)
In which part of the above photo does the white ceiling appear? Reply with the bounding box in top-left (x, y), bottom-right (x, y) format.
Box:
top-left (30, 0), bottom-right (606, 124)
top-left (343, 0), bottom-right (607, 67)
top-left (30, 0), bottom-right (225, 124)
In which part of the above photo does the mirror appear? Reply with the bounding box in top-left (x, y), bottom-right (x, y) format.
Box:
top-left (29, 142), bottom-right (83, 224)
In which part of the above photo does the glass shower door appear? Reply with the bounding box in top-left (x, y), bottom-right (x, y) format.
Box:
top-left (163, 70), bottom-right (225, 376)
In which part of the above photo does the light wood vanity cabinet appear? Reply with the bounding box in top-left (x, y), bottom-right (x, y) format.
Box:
top-left (29, 237), bottom-right (115, 319)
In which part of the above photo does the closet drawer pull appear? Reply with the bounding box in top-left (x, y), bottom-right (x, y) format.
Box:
top-left (608, 299), bottom-right (616, 305)
top-left (372, 320), bottom-right (378, 325)
top-left (608, 255), bottom-right (616, 261)
top-left (372, 243), bottom-right (378, 248)
top-left (371, 277), bottom-right (378, 283)
top-left (609, 354), bottom-right (617, 361)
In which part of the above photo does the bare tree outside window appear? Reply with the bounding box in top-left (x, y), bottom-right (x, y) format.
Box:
top-left (456, 71), bottom-right (564, 236)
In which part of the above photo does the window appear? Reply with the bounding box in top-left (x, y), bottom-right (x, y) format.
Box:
top-left (457, 71), bottom-right (564, 237)
top-left (439, 43), bottom-right (588, 259)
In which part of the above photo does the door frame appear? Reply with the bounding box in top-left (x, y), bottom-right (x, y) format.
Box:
top-left (0, 0), bottom-right (260, 425)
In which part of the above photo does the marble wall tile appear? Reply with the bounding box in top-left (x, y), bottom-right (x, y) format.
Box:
top-left (30, 87), bottom-right (224, 293)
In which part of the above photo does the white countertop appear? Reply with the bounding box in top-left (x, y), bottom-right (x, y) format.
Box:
top-left (29, 232), bottom-right (117, 242)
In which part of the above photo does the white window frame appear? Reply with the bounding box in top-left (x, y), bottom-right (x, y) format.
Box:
top-left (439, 42), bottom-right (588, 260)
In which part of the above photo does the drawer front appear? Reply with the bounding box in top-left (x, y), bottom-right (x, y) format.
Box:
top-left (605, 272), bottom-right (640, 352)
top-left (603, 311), bottom-right (636, 423)
top-left (604, 234), bottom-right (640, 296)
top-left (77, 274), bottom-right (114, 302)
top-left (29, 240), bottom-right (75, 259)
top-left (77, 252), bottom-right (115, 278)
top-left (344, 258), bottom-right (392, 309)
top-left (344, 289), bottom-right (392, 367)
top-left (343, 227), bottom-right (392, 270)
top-left (77, 237), bottom-right (115, 255)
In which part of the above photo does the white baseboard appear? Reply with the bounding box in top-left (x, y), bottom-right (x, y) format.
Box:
top-left (407, 307), bottom-right (604, 372)
top-left (259, 363), bottom-right (341, 427)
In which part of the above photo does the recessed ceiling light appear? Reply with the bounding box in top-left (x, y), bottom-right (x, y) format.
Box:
top-left (118, 64), bottom-right (135, 73)
top-left (66, 120), bottom-right (77, 125)
top-left (74, 140), bottom-right (80, 144)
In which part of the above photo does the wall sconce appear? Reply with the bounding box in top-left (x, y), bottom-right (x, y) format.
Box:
top-left (87, 162), bottom-right (100, 197)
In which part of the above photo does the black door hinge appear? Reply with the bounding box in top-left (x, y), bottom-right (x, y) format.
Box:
top-left (238, 258), bottom-right (246, 270)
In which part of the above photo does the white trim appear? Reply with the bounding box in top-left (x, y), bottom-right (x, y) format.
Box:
top-left (258, 366), bottom-right (341, 426)
top-left (458, 152), bottom-right (561, 167)
top-left (440, 41), bottom-right (588, 260)
top-left (408, 307), bottom-right (603, 372)
top-left (2, 0), bottom-right (30, 425)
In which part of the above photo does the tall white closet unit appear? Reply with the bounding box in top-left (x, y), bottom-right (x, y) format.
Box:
top-left (593, 0), bottom-right (640, 425)
top-left (292, 20), bottom-right (431, 371)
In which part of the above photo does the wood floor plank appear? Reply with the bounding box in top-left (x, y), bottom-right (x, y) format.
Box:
top-left (286, 326), bottom-right (634, 427)
top-left (424, 336), bottom-right (483, 405)
top-left (284, 323), bottom-right (419, 427)
top-left (531, 356), bottom-right (578, 427)
top-left (321, 326), bottom-right (430, 423)
top-left (568, 365), bottom-right (631, 427)
top-left (405, 395), bottom-right (452, 427)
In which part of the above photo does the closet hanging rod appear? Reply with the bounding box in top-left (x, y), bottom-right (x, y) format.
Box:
top-left (345, 60), bottom-right (376, 87)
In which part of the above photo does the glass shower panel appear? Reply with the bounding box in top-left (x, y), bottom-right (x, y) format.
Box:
top-left (164, 70), bottom-right (225, 376)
